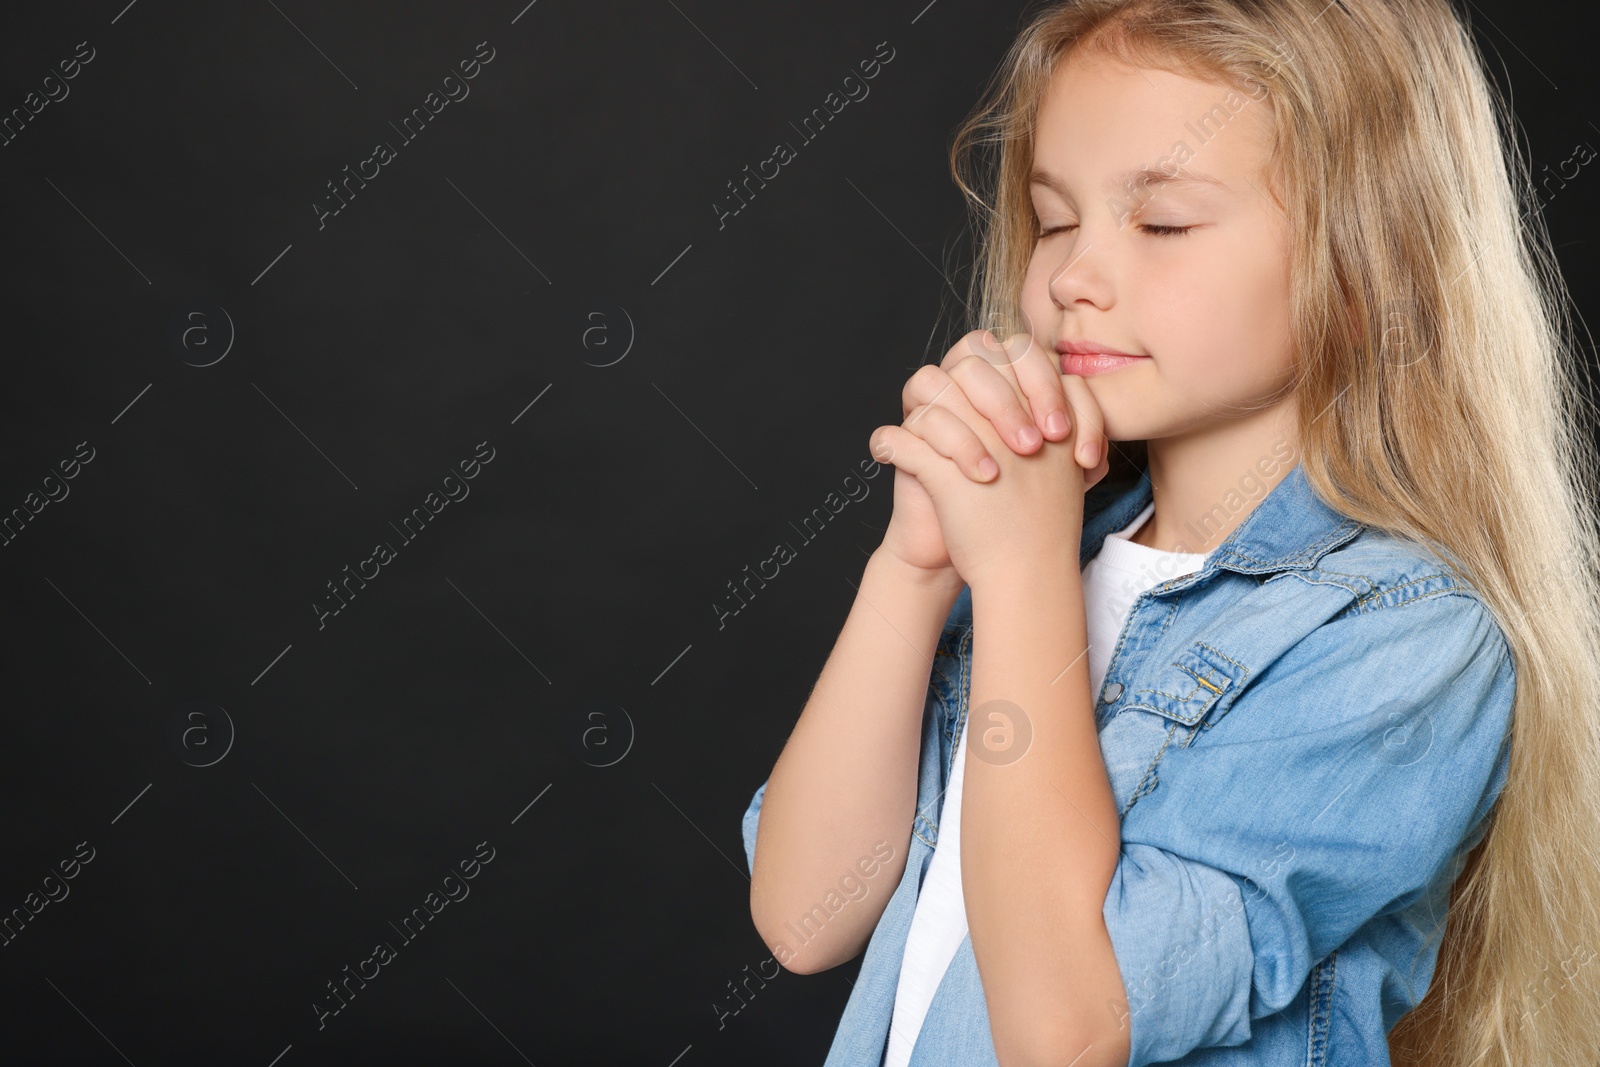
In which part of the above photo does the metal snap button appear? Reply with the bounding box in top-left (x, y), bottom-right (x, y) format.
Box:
top-left (1101, 681), bottom-right (1123, 704)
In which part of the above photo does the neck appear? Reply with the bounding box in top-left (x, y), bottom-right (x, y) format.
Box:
top-left (1129, 400), bottom-right (1301, 555)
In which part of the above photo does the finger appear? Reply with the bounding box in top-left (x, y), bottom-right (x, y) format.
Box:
top-left (1058, 373), bottom-right (1108, 469)
top-left (869, 423), bottom-right (950, 483)
top-left (902, 402), bottom-right (1001, 482)
top-left (901, 363), bottom-right (1004, 458)
top-left (1002, 331), bottom-right (1075, 443)
top-left (938, 330), bottom-right (1044, 455)
top-left (902, 362), bottom-right (964, 420)
top-left (1086, 449), bottom-right (1112, 491)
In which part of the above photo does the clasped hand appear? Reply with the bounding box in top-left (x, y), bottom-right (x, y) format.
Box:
top-left (870, 330), bottom-right (1111, 591)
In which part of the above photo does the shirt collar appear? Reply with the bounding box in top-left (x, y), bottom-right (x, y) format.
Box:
top-left (1079, 459), bottom-right (1364, 579)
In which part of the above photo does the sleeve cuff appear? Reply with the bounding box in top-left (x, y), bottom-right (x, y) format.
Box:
top-left (1105, 842), bottom-right (1256, 1066)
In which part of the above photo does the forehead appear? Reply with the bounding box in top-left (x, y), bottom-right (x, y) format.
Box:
top-left (1031, 50), bottom-right (1273, 196)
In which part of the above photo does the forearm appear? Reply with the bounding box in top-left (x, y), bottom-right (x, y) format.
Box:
top-left (962, 552), bottom-right (1129, 1067)
top-left (751, 546), bottom-right (964, 974)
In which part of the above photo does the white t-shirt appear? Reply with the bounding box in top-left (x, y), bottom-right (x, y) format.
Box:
top-left (884, 502), bottom-right (1209, 1067)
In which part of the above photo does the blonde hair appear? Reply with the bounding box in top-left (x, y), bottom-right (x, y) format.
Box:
top-left (943, 0), bottom-right (1600, 1063)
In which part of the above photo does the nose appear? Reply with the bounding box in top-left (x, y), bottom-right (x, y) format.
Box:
top-left (1046, 236), bottom-right (1113, 310)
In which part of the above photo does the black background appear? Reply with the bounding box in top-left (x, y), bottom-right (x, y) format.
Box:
top-left (0, 2), bottom-right (1593, 1065)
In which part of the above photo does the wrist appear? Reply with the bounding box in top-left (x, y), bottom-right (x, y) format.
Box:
top-left (965, 546), bottom-right (1081, 603)
top-left (868, 546), bottom-right (967, 599)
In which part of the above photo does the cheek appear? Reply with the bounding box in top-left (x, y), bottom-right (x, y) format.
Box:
top-left (1140, 247), bottom-right (1293, 387)
top-left (1225, 251), bottom-right (1296, 382)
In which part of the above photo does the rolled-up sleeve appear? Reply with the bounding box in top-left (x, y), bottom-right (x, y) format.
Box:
top-left (1102, 591), bottom-right (1517, 1067)
top-left (742, 778), bottom-right (768, 877)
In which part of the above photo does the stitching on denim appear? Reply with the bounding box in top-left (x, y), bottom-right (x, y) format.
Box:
top-left (1155, 599), bottom-right (1182, 639)
top-left (934, 642), bottom-right (960, 741)
top-left (1128, 641), bottom-right (1246, 721)
top-left (1276, 570), bottom-right (1368, 597)
top-left (1192, 643), bottom-right (1250, 734)
top-left (933, 626), bottom-right (965, 715)
top-left (1304, 958), bottom-right (1319, 1066)
top-left (1333, 586), bottom-right (1462, 623)
top-left (923, 624), bottom-right (975, 843)
top-left (1325, 949), bottom-right (1338, 1061)
top-left (1389, 588), bottom-right (1459, 609)
top-left (932, 672), bottom-right (959, 730)
top-left (1129, 674), bottom-right (1217, 707)
top-left (915, 737), bottom-right (941, 844)
top-left (914, 764), bottom-right (949, 844)
top-left (1296, 564), bottom-right (1377, 595)
top-left (1193, 641), bottom-right (1249, 681)
top-left (1220, 518), bottom-right (1363, 570)
top-left (1305, 948), bottom-right (1338, 1066)
top-left (1120, 719), bottom-right (1179, 817)
top-left (1347, 577), bottom-right (1460, 614)
top-left (1100, 595), bottom-right (1152, 698)
top-left (921, 624), bottom-right (977, 846)
top-left (1347, 575), bottom-right (1441, 609)
top-left (920, 627), bottom-right (971, 846)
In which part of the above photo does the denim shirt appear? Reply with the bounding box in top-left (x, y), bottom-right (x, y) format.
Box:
top-left (741, 460), bottom-right (1515, 1067)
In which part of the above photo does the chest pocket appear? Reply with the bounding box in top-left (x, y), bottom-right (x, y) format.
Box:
top-left (1098, 640), bottom-right (1249, 816)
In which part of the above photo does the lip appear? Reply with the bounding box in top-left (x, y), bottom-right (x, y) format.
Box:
top-left (1056, 339), bottom-right (1139, 356)
top-left (1055, 338), bottom-right (1150, 377)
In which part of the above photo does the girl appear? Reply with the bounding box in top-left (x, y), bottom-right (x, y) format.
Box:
top-left (742, 1), bottom-right (1600, 1064)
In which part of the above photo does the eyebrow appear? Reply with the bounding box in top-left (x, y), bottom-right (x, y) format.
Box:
top-left (1029, 165), bottom-right (1229, 197)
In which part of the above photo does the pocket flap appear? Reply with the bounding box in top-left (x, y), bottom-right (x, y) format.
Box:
top-left (1124, 640), bottom-right (1249, 727)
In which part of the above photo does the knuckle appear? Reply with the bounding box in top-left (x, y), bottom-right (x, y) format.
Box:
top-left (996, 332), bottom-right (1033, 367)
top-left (908, 363), bottom-right (946, 395)
top-left (947, 353), bottom-right (985, 381)
top-left (945, 331), bottom-right (988, 369)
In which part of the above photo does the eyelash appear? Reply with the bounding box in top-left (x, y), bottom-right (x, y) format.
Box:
top-left (1035, 223), bottom-right (1193, 239)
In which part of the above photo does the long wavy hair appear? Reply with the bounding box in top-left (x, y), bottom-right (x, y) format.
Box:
top-left (941, 0), bottom-right (1600, 1063)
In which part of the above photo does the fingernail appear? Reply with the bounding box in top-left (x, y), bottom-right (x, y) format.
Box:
top-left (1045, 411), bottom-right (1067, 436)
top-left (1017, 424), bottom-right (1041, 448)
top-left (1080, 440), bottom-right (1101, 467)
top-left (978, 456), bottom-right (999, 480)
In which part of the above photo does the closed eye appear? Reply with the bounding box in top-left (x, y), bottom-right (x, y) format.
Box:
top-left (1035, 223), bottom-right (1194, 238)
